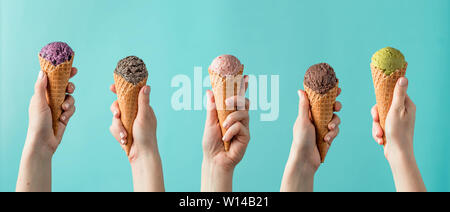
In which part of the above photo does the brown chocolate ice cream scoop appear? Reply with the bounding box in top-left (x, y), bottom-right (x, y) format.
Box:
top-left (304, 63), bottom-right (338, 94)
top-left (114, 56), bottom-right (148, 85)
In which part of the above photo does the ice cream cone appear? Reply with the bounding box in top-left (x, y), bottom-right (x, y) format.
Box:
top-left (208, 67), bottom-right (244, 152)
top-left (371, 63), bottom-right (407, 143)
top-left (114, 73), bottom-right (147, 155)
top-left (38, 54), bottom-right (74, 135)
top-left (304, 84), bottom-right (339, 163)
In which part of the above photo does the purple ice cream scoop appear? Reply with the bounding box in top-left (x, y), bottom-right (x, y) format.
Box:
top-left (39, 42), bottom-right (74, 66)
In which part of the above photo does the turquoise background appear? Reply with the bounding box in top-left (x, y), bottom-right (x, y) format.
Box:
top-left (1, 0), bottom-right (449, 192)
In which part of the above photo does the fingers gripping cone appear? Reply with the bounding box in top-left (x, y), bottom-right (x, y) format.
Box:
top-left (304, 84), bottom-right (339, 163)
top-left (38, 54), bottom-right (74, 135)
top-left (114, 73), bottom-right (147, 155)
top-left (208, 67), bottom-right (244, 151)
top-left (371, 63), bottom-right (407, 143)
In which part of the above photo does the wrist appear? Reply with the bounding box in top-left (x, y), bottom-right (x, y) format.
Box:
top-left (130, 148), bottom-right (161, 168)
top-left (202, 157), bottom-right (235, 175)
top-left (201, 157), bottom-right (234, 192)
top-left (281, 152), bottom-right (316, 192)
top-left (287, 142), bottom-right (319, 176)
top-left (387, 148), bottom-right (416, 169)
top-left (385, 139), bottom-right (414, 166)
top-left (23, 134), bottom-right (55, 160)
top-left (285, 153), bottom-right (317, 178)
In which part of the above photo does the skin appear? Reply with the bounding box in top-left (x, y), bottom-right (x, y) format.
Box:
top-left (201, 76), bottom-right (250, 192)
top-left (16, 68), bottom-right (78, 192)
top-left (109, 84), bottom-right (165, 192)
top-left (280, 88), bottom-right (342, 192)
top-left (371, 77), bottom-right (426, 192)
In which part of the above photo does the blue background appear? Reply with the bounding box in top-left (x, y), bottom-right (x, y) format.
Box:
top-left (1, 0), bottom-right (449, 192)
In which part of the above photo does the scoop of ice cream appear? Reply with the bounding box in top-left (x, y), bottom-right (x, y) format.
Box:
top-left (114, 56), bottom-right (148, 85)
top-left (371, 47), bottom-right (406, 75)
top-left (209, 55), bottom-right (243, 76)
top-left (304, 63), bottom-right (338, 94)
top-left (39, 42), bottom-right (74, 66)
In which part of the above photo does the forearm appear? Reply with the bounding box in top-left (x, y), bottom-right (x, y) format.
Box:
top-left (201, 159), bottom-right (234, 192)
top-left (280, 153), bottom-right (315, 192)
top-left (388, 149), bottom-right (426, 192)
top-left (16, 138), bottom-right (53, 192)
top-left (131, 151), bottom-right (165, 192)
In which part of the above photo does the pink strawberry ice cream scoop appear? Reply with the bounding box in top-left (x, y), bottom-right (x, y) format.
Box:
top-left (209, 55), bottom-right (243, 76)
top-left (39, 42), bottom-right (74, 66)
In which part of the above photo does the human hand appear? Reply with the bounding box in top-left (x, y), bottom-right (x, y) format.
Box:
top-left (202, 76), bottom-right (250, 172)
top-left (291, 89), bottom-right (342, 173)
top-left (109, 84), bottom-right (164, 192)
top-left (25, 68), bottom-right (77, 157)
top-left (109, 84), bottom-right (158, 162)
top-left (17, 68), bottom-right (77, 192)
top-left (371, 77), bottom-right (425, 192)
top-left (371, 77), bottom-right (416, 162)
top-left (201, 76), bottom-right (249, 192)
top-left (280, 89), bottom-right (341, 192)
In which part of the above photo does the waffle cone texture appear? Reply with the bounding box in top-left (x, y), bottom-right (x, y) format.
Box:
top-left (371, 63), bottom-right (407, 143)
top-left (114, 73), bottom-right (147, 155)
top-left (209, 67), bottom-right (244, 152)
top-left (304, 84), bottom-right (339, 163)
top-left (38, 54), bottom-right (74, 135)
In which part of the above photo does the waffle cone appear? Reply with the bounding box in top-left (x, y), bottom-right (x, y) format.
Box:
top-left (371, 63), bottom-right (407, 144)
top-left (114, 73), bottom-right (147, 155)
top-left (208, 67), bottom-right (244, 152)
top-left (38, 54), bottom-right (74, 135)
top-left (304, 84), bottom-right (339, 163)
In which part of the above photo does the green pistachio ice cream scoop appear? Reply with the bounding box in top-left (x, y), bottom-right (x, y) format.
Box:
top-left (371, 47), bottom-right (407, 75)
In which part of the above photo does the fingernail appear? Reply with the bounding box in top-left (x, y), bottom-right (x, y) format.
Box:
top-left (330, 123), bottom-right (336, 129)
top-left (113, 110), bottom-right (118, 117)
top-left (70, 83), bottom-right (75, 90)
top-left (222, 136), bottom-right (225, 141)
top-left (38, 71), bottom-right (43, 79)
top-left (399, 78), bottom-right (408, 86)
top-left (60, 115), bottom-right (66, 121)
top-left (144, 86), bottom-right (150, 95)
top-left (325, 136), bottom-right (330, 142)
top-left (298, 90), bottom-right (302, 98)
top-left (64, 103), bottom-right (70, 109)
top-left (223, 122), bottom-right (228, 129)
top-left (121, 139), bottom-right (127, 145)
top-left (120, 132), bottom-right (125, 139)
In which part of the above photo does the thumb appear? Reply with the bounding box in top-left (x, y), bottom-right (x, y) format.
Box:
top-left (137, 85), bottom-right (150, 118)
top-left (391, 77), bottom-right (408, 110)
top-left (34, 71), bottom-right (48, 104)
top-left (205, 90), bottom-right (218, 124)
top-left (298, 90), bottom-right (310, 120)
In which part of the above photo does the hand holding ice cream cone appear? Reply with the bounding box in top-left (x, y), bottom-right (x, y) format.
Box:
top-left (201, 86), bottom-right (250, 191)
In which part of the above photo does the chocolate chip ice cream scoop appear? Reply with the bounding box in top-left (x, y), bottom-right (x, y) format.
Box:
top-left (114, 56), bottom-right (148, 85)
top-left (304, 63), bottom-right (338, 94)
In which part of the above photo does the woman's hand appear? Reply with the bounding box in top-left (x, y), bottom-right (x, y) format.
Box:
top-left (371, 77), bottom-right (426, 192)
top-left (201, 76), bottom-right (250, 192)
top-left (281, 88), bottom-right (341, 192)
top-left (16, 68), bottom-right (77, 192)
top-left (109, 84), bottom-right (164, 192)
top-left (26, 69), bottom-right (77, 156)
